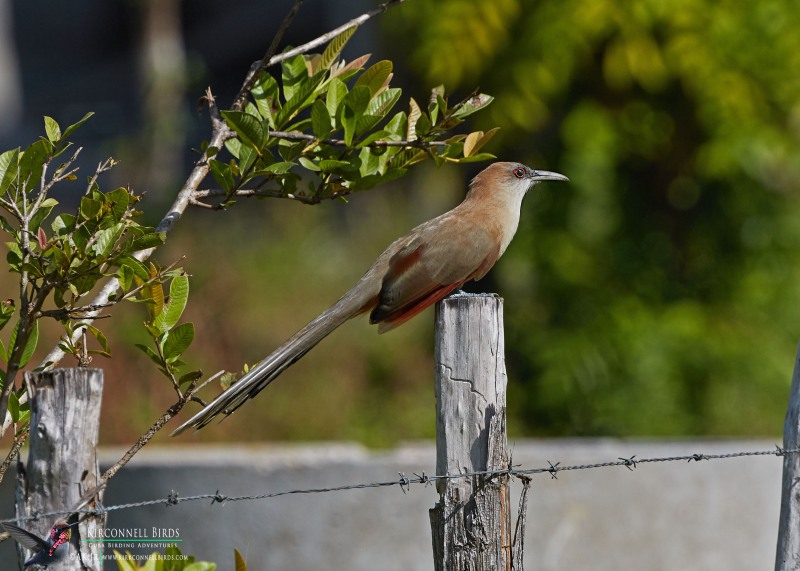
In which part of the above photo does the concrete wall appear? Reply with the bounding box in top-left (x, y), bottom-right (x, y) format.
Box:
top-left (0, 439), bottom-right (784, 569)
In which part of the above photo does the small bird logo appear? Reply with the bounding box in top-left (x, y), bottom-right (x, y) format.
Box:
top-left (2, 520), bottom-right (75, 568)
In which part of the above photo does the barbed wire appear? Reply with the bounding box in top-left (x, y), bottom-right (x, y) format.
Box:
top-left (2, 445), bottom-right (796, 525)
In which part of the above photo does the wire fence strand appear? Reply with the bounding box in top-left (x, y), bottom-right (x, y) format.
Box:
top-left (2, 445), bottom-right (795, 525)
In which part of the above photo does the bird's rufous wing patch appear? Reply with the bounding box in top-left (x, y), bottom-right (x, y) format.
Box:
top-left (370, 237), bottom-right (500, 332)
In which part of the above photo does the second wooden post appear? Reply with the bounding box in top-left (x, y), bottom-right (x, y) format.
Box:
top-left (430, 293), bottom-right (513, 571)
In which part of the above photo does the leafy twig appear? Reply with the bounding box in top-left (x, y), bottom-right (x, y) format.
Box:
top-left (31, 0), bottom-right (412, 380)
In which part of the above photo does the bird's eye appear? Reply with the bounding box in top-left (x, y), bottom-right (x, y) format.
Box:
top-left (513, 167), bottom-right (526, 178)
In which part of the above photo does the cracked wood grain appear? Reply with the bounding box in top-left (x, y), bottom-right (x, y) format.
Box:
top-left (430, 294), bottom-right (514, 571)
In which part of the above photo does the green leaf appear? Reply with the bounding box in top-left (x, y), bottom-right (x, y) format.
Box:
top-left (355, 115), bottom-right (383, 136)
top-left (341, 109), bottom-right (357, 147)
top-left (209, 159), bottom-right (235, 193)
top-left (72, 225), bottom-right (91, 252)
top-left (357, 88), bottom-right (401, 134)
top-left (278, 139), bottom-right (306, 162)
top-left (221, 111), bottom-right (266, 152)
top-left (8, 391), bottom-right (20, 422)
top-left (8, 320), bottom-right (38, 367)
top-left (275, 72), bottom-right (326, 128)
top-left (428, 85), bottom-right (446, 124)
top-left (85, 324), bottom-right (111, 358)
top-left (28, 197), bottom-right (58, 232)
top-left (452, 93), bottom-right (494, 119)
top-left (224, 137), bottom-right (242, 159)
top-left (319, 159), bottom-right (354, 172)
top-left (118, 264), bottom-right (134, 290)
top-left (44, 116), bottom-right (61, 143)
top-left (298, 157), bottom-right (321, 172)
top-left (356, 130), bottom-right (391, 149)
top-left (251, 73), bottom-right (280, 128)
top-left (456, 152), bottom-right (497, 163)
top-left (93, 222), bottom-right (125, 257)
top-left (319, 25), bottom-right (358, 71)
top-left (239, 144), bottom-right (258, 176)
top-left (281, 54), bottom-right (310, 101)
top-left (80, 196), bottom-right (102, 220)
top-left (0, 299), bottom-right (14, 331)
top-left (0, 340), bottom-right (6, 365)
top-left (415, 112), bottom-right (432, 137)
top-left (118, 256), bottom-right (150, 281)
top-left (389, 148), bottom-right (427, 169)
top-left (263, 161), bottom-right (295, 175)
top-left (135, 343), bottom-right (163, 367)
top-left (311, 100), bottom-right (332, 139)
top-left (365, 88), bottom-right (402, 120)
top-left (0, 148), bottom-right (19, 194)
top-left (384, 111), bottom-right (407, 140)
top-left (359, 147), bottom-right (380, 176)
top-left (163, 322), bottom-right (194, 361)
top-left (51, 213), bottom-right (75, 236)
top-left (342, 85), bottom-right (371, 117)
top-left (340, 86), bottom-right (371, 146)
top-left (71, 269), bottom-right (101, 296)
top-left (6, 241), bottom-right (22, 269)
top-left (326, 79), bottom-right (348, 125)
top-left (18, 139), bottom-right (50, 188)
top-left (355, 60), bottom-right (393, 96)
top-left (106, 187), bottom-right (132, 221)
top-left (61, 112), bottom-right (94, 140)
top-left (154, 275), bottom-right (189, 332)
top-left (14, 402), bottom-right (30, 425)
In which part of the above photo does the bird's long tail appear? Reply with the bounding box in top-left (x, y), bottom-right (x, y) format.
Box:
top-left (171, 285), bottom-right (374, 435)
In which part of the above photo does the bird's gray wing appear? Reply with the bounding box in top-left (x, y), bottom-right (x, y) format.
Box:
top-left (2, 522), bottom-right (48, 551)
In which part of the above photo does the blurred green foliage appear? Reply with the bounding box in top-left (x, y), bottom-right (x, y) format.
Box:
top-left (383, 0), bottom-right (800, 436)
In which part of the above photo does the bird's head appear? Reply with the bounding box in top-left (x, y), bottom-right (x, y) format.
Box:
top-left (469, 162), bottom-right (568, 200)
top-left (50, 522), bottom-right (71, 538)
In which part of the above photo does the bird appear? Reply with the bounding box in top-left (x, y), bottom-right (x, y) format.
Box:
top-left (2, 520), bottom-right (75, 568)
top-left (172, 161), bottom-right (568, 435)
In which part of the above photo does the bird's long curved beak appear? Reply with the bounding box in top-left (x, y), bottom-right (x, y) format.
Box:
top-left (531, 170), bottom-right (569, 182)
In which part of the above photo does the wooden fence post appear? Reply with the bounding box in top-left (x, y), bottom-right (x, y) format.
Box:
top-left (15, 368), bottom-right (105, 570)
top-left (776, 343), bottom-right (800, 571)
top-left (429, 293), bottom-right (513, 571)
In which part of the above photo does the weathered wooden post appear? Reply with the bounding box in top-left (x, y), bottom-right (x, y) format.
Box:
top-left (776, 343), bottom-right (800, 571)
top-left (429, 293), bottom-right (513, 570)
top-left (15, 368), bottom-right (105, 570)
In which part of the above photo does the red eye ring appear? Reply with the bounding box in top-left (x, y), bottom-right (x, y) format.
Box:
top-left (513, 167), bottom-right (526, 178)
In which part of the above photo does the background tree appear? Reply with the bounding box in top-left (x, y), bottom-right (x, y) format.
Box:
top-left (387, 0), bottom-right (800, 436)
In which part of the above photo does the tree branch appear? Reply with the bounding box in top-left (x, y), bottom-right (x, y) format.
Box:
top-left (264, 0), bottom-right (408, 69)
